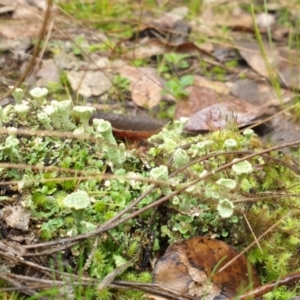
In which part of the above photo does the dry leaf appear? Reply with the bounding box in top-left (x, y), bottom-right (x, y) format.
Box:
top-left (231, 79), bottom-right (294, 106)
top-left (184, 101), bottom-right (261, 132)
top-left (67, 70), bottom-right (112, 98)
top-left (1, 205), bottom-right (30, 230)
top-left (34, 59), bottom-right (60, 87)
top-left (175, 85), bottom-right (265, 131)
top-left (193, 75), bottom-right (230, 95)
top-left (235, 38), bottom-right (300, 90)
top-left (174, 86), bottom-right (218, 120)
top-left (118, 66), bottom-right (163, 108)
top-left (93, 112), bottom-right (165, 140)
top-left (235, 38), bottom-right (280, 78)
top-left (152, 236), bottom-right (260, 299)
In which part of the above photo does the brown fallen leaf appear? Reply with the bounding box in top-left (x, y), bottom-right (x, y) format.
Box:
top-left (234, 37), bottom-right (300, 90)
top-left (230, 78), bottom-right (294, 107)
top-left (117, 66), bottom-right (163, 108)
top-left (184, 102), bottom-right (260, 132)
top-left (234, 37), bottom-right (280, 79)
top-left (193, 75), bottom-right (230, 95)
top-left (175, 86), bottom-right (266, 132)
top-left (174, 86), bottom-right (217, 120)
top-left (152, 236), bottom-right (260, 300)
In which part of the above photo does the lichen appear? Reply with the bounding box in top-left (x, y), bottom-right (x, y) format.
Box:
top-left (1, 87), bottom-right (300, 299)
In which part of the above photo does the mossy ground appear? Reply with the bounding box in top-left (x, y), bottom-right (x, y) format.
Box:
top-left (1, 89), bottom-right (300, 299)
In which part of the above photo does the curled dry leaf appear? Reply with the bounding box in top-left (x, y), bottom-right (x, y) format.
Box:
top-left (93, 111), bottom-right (165, 140)
top-left (151, 236), bottom-right (260, 300)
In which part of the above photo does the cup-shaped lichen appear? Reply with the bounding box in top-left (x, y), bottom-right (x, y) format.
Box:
top-left (72, 106), bottom-right (95, 132)
top-left (232, 160), bottom-right (253, 175)
top-left (150, 165), bottom-right (169, 181)
top-left (63, 190), bottom-right (91, 233)
top-left (30, 87), bottom-right (48, 107)
top-left (9, 86), bottom-right (24, 104)
top-left (150, 165), bottom-right (170, 194)
top-left (243, 128), bottom-right (256, 139)
top-left (93, 118), bottom-right (126, 167)
top-left (37, 112), bottom-right (53, 130)
top-left (216, 178), bottom-right (237, 190)
top-left (217, 199), bottom-right (235, 218)
top-left (14, 102), bottom-right (30, 121)
top-left (93, 119), bottom-right (116, 145)
top-left (224, 139), bottom-right (237, 150)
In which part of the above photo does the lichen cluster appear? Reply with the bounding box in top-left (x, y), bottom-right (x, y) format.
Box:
top-left (1, 87), bottom-right (300, 299)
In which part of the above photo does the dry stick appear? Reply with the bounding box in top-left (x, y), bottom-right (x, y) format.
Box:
top-left (3, 271), bottom-right (194, 300)
top-left (23, 138), bottom-right (300, 251)
top-left (238, 203), bottom-right (263, 253)
top-left (32, 19), bottom-right (54, 74)
top-left (7, 256), bottom-right (92, 283)
top-left (246, 101), bottom-right (300, 131)
top-left (0, 0), bottom-right (52, 101)
top-left (235, 270), bottom-right (300, 300)
top-left (23, 241), bottom-right (78, 257)
top-left (111, 281), bottom-right (195, 300)
top-left (1, 255), bottom-right (194, 300)
top-left (0, 273), bottom-right (36, 296)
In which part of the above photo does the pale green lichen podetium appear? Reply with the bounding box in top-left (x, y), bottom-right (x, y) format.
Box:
top-left (14, 102), bottom-right (30, 121)
top-left (172, 148), bottom-right (189, 168)
top-left (72, 106), bottom-right (96, 133)
top-left (37, 112), bottom-right (53, 130)
top-left (43, 100), bottom-right (76, 131)
top-left (63, 190), bottom-right (91, 235)
top-left (9, 86), bottom-right (24, 104)
top-left (0, 135), bottom-right (21, 162)
top-left (93, 118), bottom-right (126, 168)
top-left (30, 87), bottom-right (48, 108)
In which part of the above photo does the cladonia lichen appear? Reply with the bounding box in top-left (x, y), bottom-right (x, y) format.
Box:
top-left (1, 87), bottom-right (300, 299)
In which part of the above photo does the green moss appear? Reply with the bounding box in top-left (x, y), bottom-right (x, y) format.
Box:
top-left (2, 87), bottom-right (300, 298)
